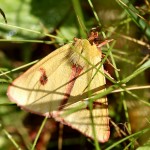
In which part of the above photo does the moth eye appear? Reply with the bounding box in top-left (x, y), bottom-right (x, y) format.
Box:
top-left (39, 68), bottom-right (48, 85)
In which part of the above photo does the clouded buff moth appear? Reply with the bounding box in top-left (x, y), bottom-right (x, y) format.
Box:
top-left (7, 31), bottom-right (110, 143)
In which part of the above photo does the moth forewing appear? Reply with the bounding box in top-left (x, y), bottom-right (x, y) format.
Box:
top-left (7, 43), bottom-right (73, 114)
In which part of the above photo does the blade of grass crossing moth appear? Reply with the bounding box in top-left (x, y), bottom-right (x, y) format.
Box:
top-left (7, 35), bottom-right (110, 142)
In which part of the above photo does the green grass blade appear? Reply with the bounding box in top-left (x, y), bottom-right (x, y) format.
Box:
top-left (116, 0), bottom-right (150, 39)
top-left (105, 128), bottom-right (150, 150)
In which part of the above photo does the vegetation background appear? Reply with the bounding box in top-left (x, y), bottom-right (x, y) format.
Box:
top-left (0, 0), bottom-right (150, 149)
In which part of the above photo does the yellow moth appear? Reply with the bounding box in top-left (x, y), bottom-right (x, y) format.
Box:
top-left (7, 30), bottom-right (111, 143)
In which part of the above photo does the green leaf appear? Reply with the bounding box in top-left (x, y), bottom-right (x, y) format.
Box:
top-left (0, 0), bottom-right (72, 39)
top-left (137, 144), bottom-right (150, 150)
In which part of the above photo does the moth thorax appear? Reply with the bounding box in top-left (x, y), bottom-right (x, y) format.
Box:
top-left (69, 51), bottom-right (89, 67)
top-left (68, 39), bottom-right (101, 67)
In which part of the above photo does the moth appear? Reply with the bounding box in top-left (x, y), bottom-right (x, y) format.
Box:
top-left (7, 30), bottom-right (111, 143)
